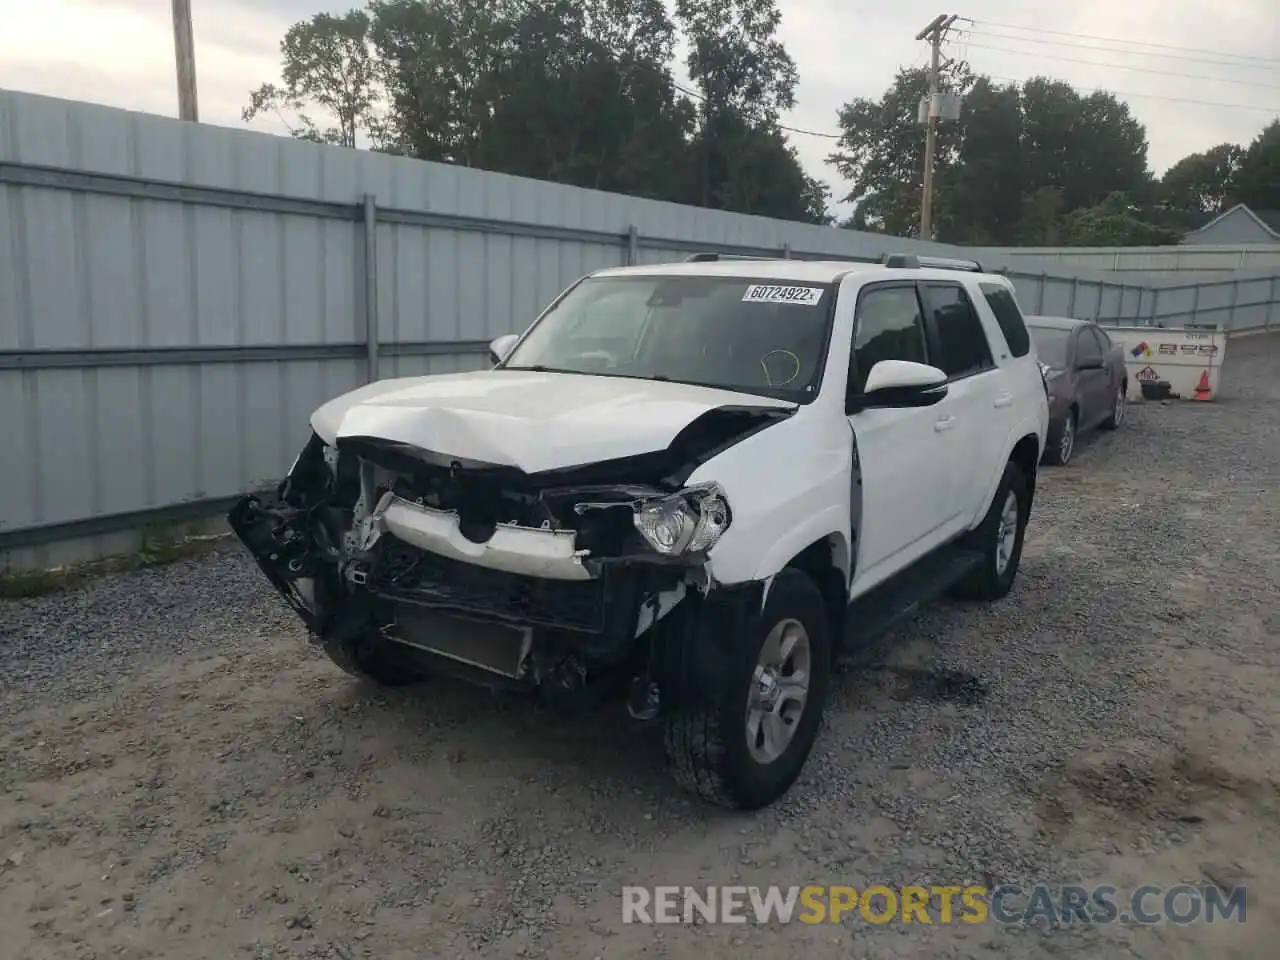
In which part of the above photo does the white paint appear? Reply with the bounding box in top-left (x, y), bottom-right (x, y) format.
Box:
top-left (862, 359), bottom-right (947, 392)
top-left (740, 284), bottom-right (824, 306)
top-left (310, 370), bottom-right (793, 473)
top-left (305, 262), bottom-right (1048, 601)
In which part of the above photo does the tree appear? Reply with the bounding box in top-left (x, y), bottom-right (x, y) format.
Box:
top-left (1058, 191), bottom-right (1182, 245)
top-left (939, 77), bottom-right (1023, 244)
top-left (1235, 119), bottom-right (1280, 212)
top-left (1160, 143), bottom-right (1243, 213)
top-left (828, 65), bottom-right (973, 238)
top-left (673, 0), bottom-right (825, 222)
top-left (829, 70), bottom-right (1160, 244)
top-left (243, 10), bottom-right (388, 148)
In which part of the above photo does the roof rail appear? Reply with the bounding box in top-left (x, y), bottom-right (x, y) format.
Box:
top-left (880, 252), bottom-right (986, 273)
top-left (684, 252), bottom-right (779, 263)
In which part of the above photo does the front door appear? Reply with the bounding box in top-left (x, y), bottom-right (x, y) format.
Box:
top-left (845, 283), bottom-right (959, 592)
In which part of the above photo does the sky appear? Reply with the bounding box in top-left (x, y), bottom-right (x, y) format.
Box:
top-left (1, 0), bottom-right (1276, 218)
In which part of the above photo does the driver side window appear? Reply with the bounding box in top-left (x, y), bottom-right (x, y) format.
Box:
top-left (848, 286), bottom-right (929, 397)
top-left (1076, 327), bottom-right (1103, 365)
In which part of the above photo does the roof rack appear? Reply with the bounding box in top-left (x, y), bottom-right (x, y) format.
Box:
top-left (880, 253), bottom-right (986, 273)
top-left (684, 252), bottom-right (779, 262)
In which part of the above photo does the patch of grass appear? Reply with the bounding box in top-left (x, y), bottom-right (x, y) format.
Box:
top-left (0, 524), bottom-right (228, 600)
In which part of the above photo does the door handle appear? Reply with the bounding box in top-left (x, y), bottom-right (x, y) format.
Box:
top-left (934, 415), bottom-right (956, 432)
top-left (994, 392), bottom-right (1014, 408)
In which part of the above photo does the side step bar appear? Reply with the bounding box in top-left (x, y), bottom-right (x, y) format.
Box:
top-left (840, 546), bottom-right (983, 657)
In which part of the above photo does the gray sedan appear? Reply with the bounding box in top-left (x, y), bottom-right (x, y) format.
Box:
top-left (1026, 316), bottom-right (1129, 466)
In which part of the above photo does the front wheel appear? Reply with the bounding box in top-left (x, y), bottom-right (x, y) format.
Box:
top-left (950, 460), bottom-right (1030, 602)
top-left (663, 569), bottom-right (831, 810)
top-left (321, 630), bottom-right (425, 686)
top-left (1043, 410), bottom-right (1076, 466)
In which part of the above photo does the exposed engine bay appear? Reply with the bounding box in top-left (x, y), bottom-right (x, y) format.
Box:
top-left (228, 404), bottom-right (791, 715)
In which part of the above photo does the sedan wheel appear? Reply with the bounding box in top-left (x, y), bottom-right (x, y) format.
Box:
top-left (1102, 383), bottom-right (1127, 430)
top-left (1045, 411), bottom-right (1076, 466)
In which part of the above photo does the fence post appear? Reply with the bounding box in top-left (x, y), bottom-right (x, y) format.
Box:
top-left (1036, 272), bottom-right (1047, 312)
top-left (1094, 281), bottom-right (1105, 322)
top-left (1067, 278), bottom-right (1078, 317)
top-left (1270, 277), bottom-right (1278, 331)
top-left (1150, 287), bottom-right (1161, 328)
top-left (1189, 284), bottom-right (1201, 328)
top-left (362, 193), bottom-right (380, 383)
top-left (627, 225), bottom-right (638, 266)
top-left (1225, 279), bottom-right (1239, 334)
top-left (782, 242), bottom-right (792, 260)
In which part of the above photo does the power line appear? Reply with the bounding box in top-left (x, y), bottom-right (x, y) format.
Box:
top-left (960, 28), bottom-right (1280, 72)
top-left (671, 82), bottom-right (843, 139)
top-left (966, 19), bottom-right (1280, 65)
top-left (955, 41), bottom-right (1280, 91)
top-left (982, 73), bottom-right (1280, 115)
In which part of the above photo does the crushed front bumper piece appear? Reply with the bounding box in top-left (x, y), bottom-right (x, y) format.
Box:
top-left (227, 433), bottom-right (749, 715)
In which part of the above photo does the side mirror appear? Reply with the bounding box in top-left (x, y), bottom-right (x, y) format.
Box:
top-left (848, 360), bottom-right (949, 413)
top-left (488, 333), bottom-right (519, 366)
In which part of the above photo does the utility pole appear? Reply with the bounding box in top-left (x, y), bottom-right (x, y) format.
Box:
top-left (916, 14), bottom-right (957, 240)
top-left (172, 0), bottom-right (199, 121)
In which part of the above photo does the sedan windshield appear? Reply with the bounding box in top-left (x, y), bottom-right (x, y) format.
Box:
top-left (501, 275), bottom-right (837, 402)
top-left (1028, 326), bottom-right (1072, 369)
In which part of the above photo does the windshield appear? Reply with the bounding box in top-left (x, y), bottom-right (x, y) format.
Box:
top-left (1028, 326), bottom-right (1072, 369)
top-left (501, 275), bottom-right (837, 402)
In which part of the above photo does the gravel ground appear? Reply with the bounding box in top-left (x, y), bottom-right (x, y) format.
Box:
top-left (2, 334), bottom-right (1278, 960)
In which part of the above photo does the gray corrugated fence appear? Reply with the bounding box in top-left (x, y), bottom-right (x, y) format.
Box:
top-left (1, 90), bottom-right (1278, 569)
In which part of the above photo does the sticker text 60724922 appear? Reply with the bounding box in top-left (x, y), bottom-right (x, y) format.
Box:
top-left (741, 285), bottom-right (824, 306)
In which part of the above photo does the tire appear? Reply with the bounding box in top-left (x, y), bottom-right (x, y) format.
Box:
top-left (1042, 409), bottom-right (1076, 466)
top-left (321, 630), bottom-right (424, 686)
top-left (663, 569), bottom-right (831, 810)
top-left (1100, 381), bottom-right (1127, 430)
top-left (950, 460), bottom-right (1030, 602)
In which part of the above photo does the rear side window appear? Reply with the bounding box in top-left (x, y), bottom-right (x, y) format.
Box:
top-left (920, 283), bottom-right (994, 379)
top-left (979, 283), bottom-right (1031, 358)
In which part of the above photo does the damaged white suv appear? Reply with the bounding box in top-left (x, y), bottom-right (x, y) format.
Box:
top-left (230, 253), bottom-right (1048, 810)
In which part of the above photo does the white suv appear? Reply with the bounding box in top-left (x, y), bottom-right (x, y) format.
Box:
top-left (229, 252), bottom-right (1049, 809)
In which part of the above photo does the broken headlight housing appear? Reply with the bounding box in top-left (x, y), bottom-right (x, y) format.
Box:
top-left (632, 483), bottom-right (731, 557)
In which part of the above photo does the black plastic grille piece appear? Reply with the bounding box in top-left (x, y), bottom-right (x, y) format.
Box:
top-left (371, 537), bottom-right (606, 632)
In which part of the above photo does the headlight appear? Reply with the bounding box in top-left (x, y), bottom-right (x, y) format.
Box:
top-left (633, 483), bottom-right (731, 557)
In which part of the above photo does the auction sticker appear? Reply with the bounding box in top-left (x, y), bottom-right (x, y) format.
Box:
top-left (742, 284), bottom-right (824, 306)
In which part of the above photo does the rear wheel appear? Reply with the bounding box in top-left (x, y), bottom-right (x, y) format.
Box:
top-left (1100, 382), bottom-right (1127, 430)
top-left (664, 569), bottom-right (831, 810)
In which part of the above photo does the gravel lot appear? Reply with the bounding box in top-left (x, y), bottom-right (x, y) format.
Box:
top-left (3, 333), bottom-right (1278, 960)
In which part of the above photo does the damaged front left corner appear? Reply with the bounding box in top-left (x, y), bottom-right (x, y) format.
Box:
top-left (227, 430), bottom-right (744, 717)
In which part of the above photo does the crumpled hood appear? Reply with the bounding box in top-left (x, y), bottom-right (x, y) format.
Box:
top-left (310, 370), bottom-right (795, 474)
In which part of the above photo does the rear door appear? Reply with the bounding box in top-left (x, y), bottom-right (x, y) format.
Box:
top-left (1075, 326), bottom-right (1111, 426)
top-left (918, 282), bottom-right (1004, 523)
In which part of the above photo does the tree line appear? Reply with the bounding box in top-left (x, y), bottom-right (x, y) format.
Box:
top-left (247, 1), bottom-right (1280, 246)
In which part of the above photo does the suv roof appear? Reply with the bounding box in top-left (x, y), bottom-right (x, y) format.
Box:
top-left (1024, 315), bottom-right (1089, 330)
top-left (591, 257), bottom-right (1013, 287)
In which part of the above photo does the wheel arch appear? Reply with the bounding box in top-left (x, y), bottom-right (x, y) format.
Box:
top-left (973, 430), bottom-right (1041, 525)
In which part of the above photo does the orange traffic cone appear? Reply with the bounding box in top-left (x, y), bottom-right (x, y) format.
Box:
top-left (1192, 370), bottom-right (1212, 401)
